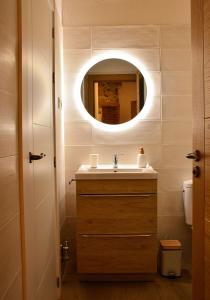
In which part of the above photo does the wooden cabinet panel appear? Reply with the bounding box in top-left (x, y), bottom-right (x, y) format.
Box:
top-left (77, 194), bottom-right (157, 234)
top-left (77, 234), bottom-right (157, 274)
top-left (76, 178), bottom-right (157, 278)
top-left (77, 179), bottom-right (157, 195)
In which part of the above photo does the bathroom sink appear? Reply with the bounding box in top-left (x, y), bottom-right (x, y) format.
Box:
top-left (75, 164), bottom-right (158, 179)
top-left (88, 164), bottom-right (147, 172)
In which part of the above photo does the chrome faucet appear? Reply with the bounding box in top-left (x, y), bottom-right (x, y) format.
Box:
top-left (113, 154), bottom-right (118, 168)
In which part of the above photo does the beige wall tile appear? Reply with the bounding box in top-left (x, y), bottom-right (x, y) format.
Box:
top-left (158, 215), bottom-right (188, 239)
top-left (162, 120), bottom-right (192, 145)
top-left (0, 26), bottom-right (17, 95)
top-left (92, 48), bottom-right (160, 71)
top-left (92, 121), bottom-right (161, 145)
top-left (162, 71), bottom-right (192, 95)
top-left (149, 72), bottom-right (161, 96)
top-left (64, 101), bottom-right (83, 122)
top-left (63, 73), bottom-right (83, 121)
top-left (158, 191), bottom-right (184, 217)
top-left (2, 272), bottom-right (22, 300)
top-left (0, 1), bottom-right (21, 298)
top-left (60, 217), bottom-right (76, 242)
top-left (65, 144), bottom-right (161, 176)
top-left (65, 166), bottom-right (75, 185)
top-left (92, 26), bottom-right (159, 49)
top-left (65, 145), bottom-right (94, 175)
top-left (63, 27), bottom-right (91, 49)
top-left (92, 145), bottom-right (135, 164)
top-left (160, 25), bottom-right (191, 49)
top-left (162, 96), bottom-right (192, 120)
top-left (0, 217), bottom-right (22, 298)
top-left (59, 197), bottom-right (66, 228)
top-left (64, 121), bottom-right (93, 146)
top-left (92, 144), bottom-right (162, 168)
top-left (0, 0), bottom-right (17, 37)
top-left (161, 49), bottom-right (192, 71)
top-left (158, 168), bottom-right (192, 192)
top-left (63, 49), bottom-right (91, 74)
top-left (0, 156), bottom-right (19, 229)
top-left (144, 96), bottom-right (161, 120)
top-left (0, 91), bottom-right (17, 157)
top-left (62, 0), bottom-right (190, 26)
top-left (161, 145), bottom-right (192, 169)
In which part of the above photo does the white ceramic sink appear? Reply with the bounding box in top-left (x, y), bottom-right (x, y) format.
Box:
top-left (88, 164), bottom-right (149, 173)
top-left (75, 164), bottom-right (158, 179)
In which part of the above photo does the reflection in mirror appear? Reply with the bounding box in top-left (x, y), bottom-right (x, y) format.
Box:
top-left (81, 58), bottom-right (147, 125)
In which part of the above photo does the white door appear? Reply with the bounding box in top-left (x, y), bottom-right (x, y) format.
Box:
top-left (21, 0), bottom-right (57, 299)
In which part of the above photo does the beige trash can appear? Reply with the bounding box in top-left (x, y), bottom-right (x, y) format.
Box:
top-left (160, 240), bottom-right (182, 277)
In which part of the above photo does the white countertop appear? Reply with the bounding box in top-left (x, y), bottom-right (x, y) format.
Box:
top-left (75, 164), bottom-right (158, 180)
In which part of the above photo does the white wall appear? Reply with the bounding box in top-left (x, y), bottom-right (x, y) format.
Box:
top-left (62, 0), bottom-right (192, 269)
top-left (0, 0), bottom-right (22, 298)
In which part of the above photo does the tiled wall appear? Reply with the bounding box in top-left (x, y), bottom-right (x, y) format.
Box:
top-left (62, 21), bottom-right (192, 267)
top-left (62, 0), bottom-right (191, 26)
top-left (0, 0), bottom-right (22, 298)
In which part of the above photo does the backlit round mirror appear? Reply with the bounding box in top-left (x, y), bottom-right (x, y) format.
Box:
top-left (81, 58), bottom-right (147, 125)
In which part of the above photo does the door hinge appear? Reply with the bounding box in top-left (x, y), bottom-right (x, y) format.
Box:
top-left (56, 276), bottom-right (60, 288)
top-left (52, 27), bottom-right (55, 39)
top-left (58, 97), bottom-right (62, 110)
top-left (54, 156), bottom-right (56, 168)
top-left (52, 71), bottom-right (55, 84)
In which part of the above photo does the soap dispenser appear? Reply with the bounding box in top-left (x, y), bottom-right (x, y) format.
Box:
top-left (137, 147), bottom-right (147, 168)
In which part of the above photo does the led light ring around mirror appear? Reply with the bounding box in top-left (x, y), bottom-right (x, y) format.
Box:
top-left (74, 51), bottom-right (155, 132)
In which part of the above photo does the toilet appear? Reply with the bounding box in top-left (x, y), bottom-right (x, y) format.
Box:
top-left (183, 180), bottom-right (193, 226)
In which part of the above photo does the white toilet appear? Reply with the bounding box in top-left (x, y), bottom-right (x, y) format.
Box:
top-left (183, 180), bottom-right (193, 226)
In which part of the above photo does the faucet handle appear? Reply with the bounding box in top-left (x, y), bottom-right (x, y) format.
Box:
top-left (113, 153), bottom-right (124, 168)
top-left (113, 154), bottom-right (118, 168)
top-left (113, 153), bottom-right (118, 161)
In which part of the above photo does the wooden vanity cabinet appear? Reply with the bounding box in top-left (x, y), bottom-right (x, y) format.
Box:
top-left (76, 179), bottom-right (157, 280)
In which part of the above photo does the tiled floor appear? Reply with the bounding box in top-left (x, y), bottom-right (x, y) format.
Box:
top-left (61, 270), bottom-right (192, 300)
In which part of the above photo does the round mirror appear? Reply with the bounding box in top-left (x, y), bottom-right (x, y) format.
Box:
top-left (81, 58), bottom-right (147, 125)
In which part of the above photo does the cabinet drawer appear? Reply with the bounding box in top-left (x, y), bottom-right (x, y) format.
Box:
top-left (77, 234), bottom-right (157, 274)
top-left (77, 179), bottom-right (157, 195)
top-left (77, 194), bottom-right (157, 234)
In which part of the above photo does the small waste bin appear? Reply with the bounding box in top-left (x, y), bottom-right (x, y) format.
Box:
top-left (160, 240), bottom-right (182, 277)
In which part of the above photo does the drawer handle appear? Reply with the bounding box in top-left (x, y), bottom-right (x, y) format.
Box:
top-left (79, 194), bottom-right (154, 198)
top-left (80, 234), bottom-right (152, 238)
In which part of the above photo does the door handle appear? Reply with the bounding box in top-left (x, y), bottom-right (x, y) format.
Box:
top-left (186, 150), bottom-right (201, 162)
top-left (29, 152), bottom-right (46, 163)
